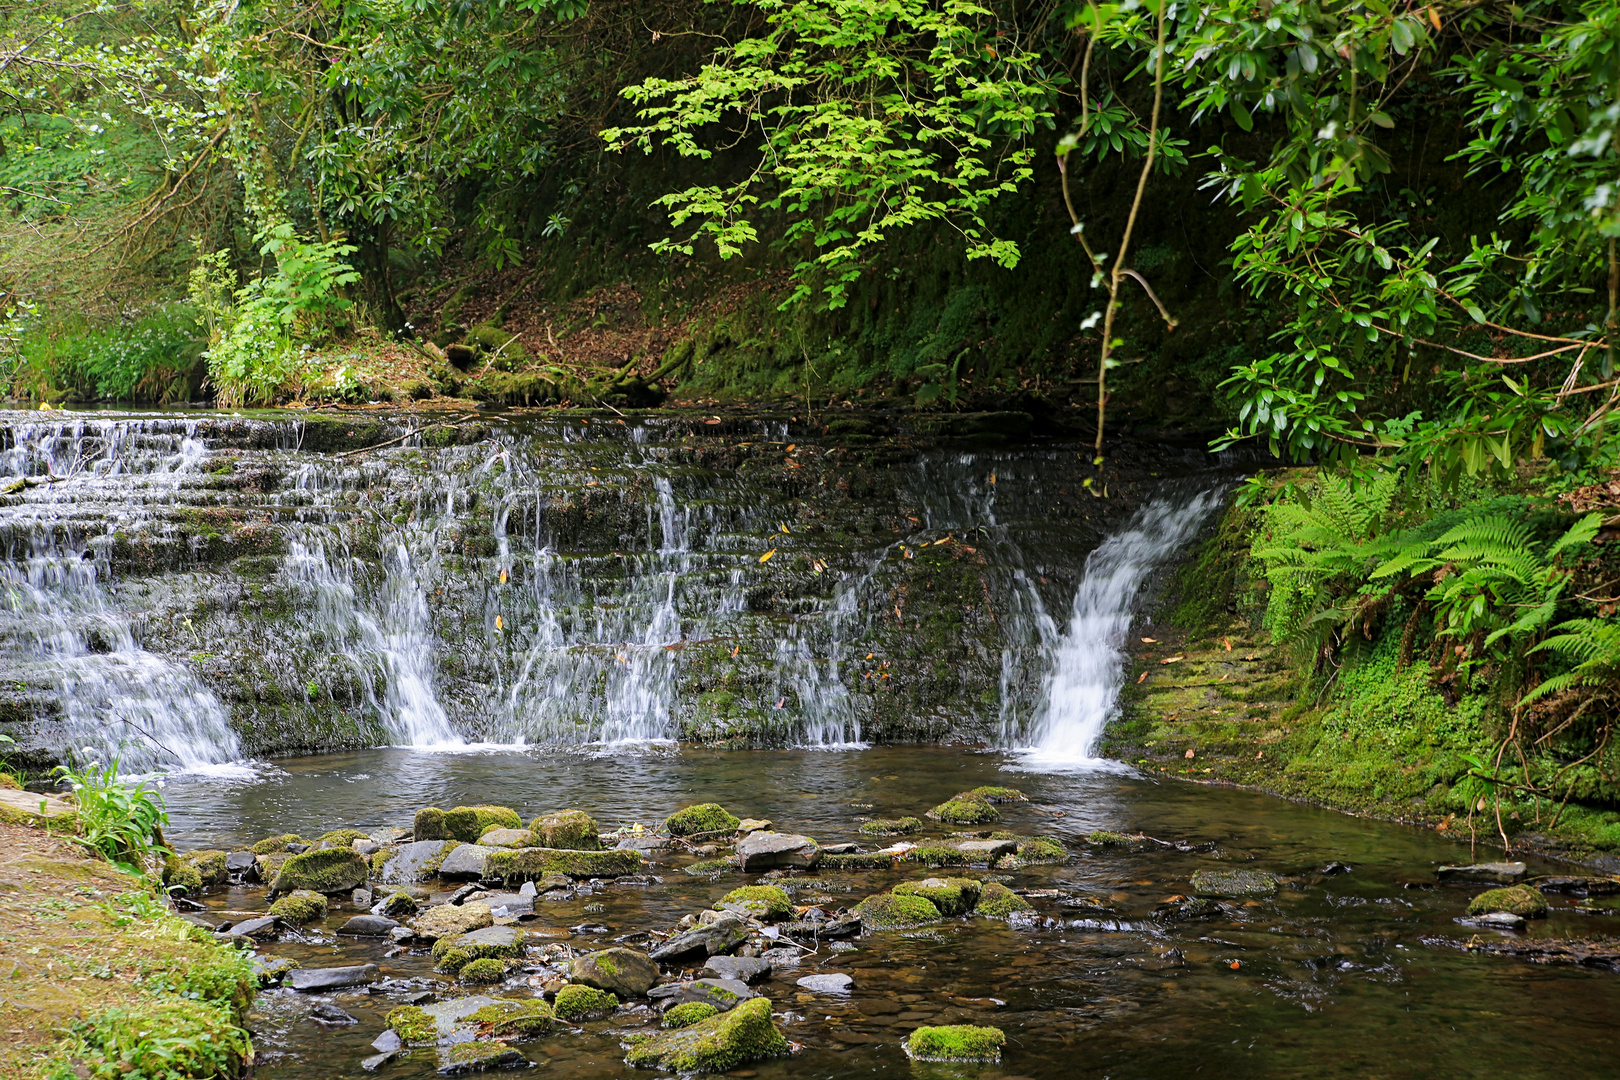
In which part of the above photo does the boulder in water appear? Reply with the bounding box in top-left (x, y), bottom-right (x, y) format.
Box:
top-left (269, 889), bottom-right (328, 923)
top-left (649, 913), bottom-right (750, 960)
top-left (894, 877), bottom-right (981, 916)
top-left (270, 848), bottom-right (369, 896)
top-left (664, 803), bottom-right (741, 837)
top-left (926, 792), bottom-right (998, 825)
top-left (1189, 869), bottom-right (1280, 899)
top-left (375, 840), bottom-right (451, 884)
top-left (858, 816), bottom-right (922, 837)
top-left (624, 996), bottom-right (788, 1072)
top-left (411, 901), bottom-right (493, 942)
top-left (975, 882), bottom-right (1034, 919)
top-left (648, 977), bottom-right (757, 1012)
top-left (340, 914), bottom-right (400, 936)
top-left (904, 1024), bottom-right (1005, 1063)
top-left (553, 984), bottom-right (618, 1021)
top-left (530, 809), bottom-right (601, 850)
top-left (716, 885), bottom-right (792, 920)
top-left (287, 963), bottom-right (379, 992)
top-left (437, 844), bottom-right (495, 880)
top-left (853, 892), bottom-right (940, 930)
top-left (483, 846), bottom-right (643, 883)
top-left (477, 828), bottom-right (533, 849)
top-left (436, 1042), bottom-right (526, 1075)
top-left (701, 955), bottom-right (772, 983)
top-left (569, 946), bottom-right (659, 997)
top-left (1438, 862), bottom-right (1527, 884)
top-left (735, 831), bottom-right (820, 871)
top-left (1468, 885), bottom-right (1548, 918)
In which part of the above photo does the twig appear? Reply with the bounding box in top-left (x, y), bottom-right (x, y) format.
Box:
top-left (333, 415), bottom-right (475, 458)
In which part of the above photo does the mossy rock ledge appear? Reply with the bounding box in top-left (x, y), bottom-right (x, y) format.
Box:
top-left (894, 877), bottom-right (982, 916)
top-left (716, 885), bottom-right (793, 921)
top-left (553, 984), bottom-right (618, 1021)
top-left (530, 808), bottom-right (602, 850)
top-left (484, 846), bottom-right (643, 884)
top-left (975, 882), bottom-right (1034, 919)
top-left (1189, 869), bottom-right (1280, 900)
top-left (926, 792), bottom-right (998, 825)
top-left (269, 847), bottom-right (369, 896)
top-left (625, 996), bottom-right (789, 1072)
top-left (853, 892), bottom-right (942, 930)
top-left (1467, 885), bottom-right (1549, 918)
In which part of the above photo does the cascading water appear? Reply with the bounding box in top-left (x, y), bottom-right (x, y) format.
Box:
top-left (1017, 485), bottom-right (1226, 767)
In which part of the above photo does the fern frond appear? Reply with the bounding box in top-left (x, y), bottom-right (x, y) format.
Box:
top-left (1546, 513), bottom-right (1602, 561)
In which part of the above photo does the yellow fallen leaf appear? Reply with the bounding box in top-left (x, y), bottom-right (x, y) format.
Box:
top-left (495, 615), bottom-right (502, 631)
top-left (730, 646), bottom-right (739, 658)
top-left (760, 549), bottom-right (776, 563)
top-left (1136, 671), bottom-right (1148, 684)
top-left (1160, 655), bottom-right (1184, 664)
top-left (1141, 637), bottom-right (1157, 643)
top-left (785, 444), bottom-right (796, 452)
top-left (866, 653), bottom-right (874, 660)
top-left (779, 523), bottom-right (791, 534)
top-left (933, 535), bottom-right (951, 545)
top-left (1223, 637), bottom-right (1233, 652)
top-left (499, 569), bottom-right (507, 585)
top-left (988, 472), bottom-right (996, 485)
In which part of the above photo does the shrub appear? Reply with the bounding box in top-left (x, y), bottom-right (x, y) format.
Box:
top-left (54, 758), bottom-right (168, 875)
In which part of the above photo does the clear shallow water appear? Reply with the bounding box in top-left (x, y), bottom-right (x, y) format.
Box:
top-left (164, 747), bottom-right (1620, 1080)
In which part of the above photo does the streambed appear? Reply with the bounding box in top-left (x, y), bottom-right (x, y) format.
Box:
top-left (165, 746), bottom-right (1620, 1080)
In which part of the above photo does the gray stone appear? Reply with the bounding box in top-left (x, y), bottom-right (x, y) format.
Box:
top-left (1438, 862), bottom-right (1528, 884)
top-left (1189, 869), bottom-right (1280, 899)
top-left (735, 831), bottom-right (820, 871)
top-left (372, 1030), bottom-right (404, 1053)
top-left (477, 828), bottom-right (533, 849)
top-left (615, 835), bottom-right (672, 851)
top-left (1463, 911), bottom-right (1526, 930)
top-left (373, 891), bottom-right (420, 918)
top-left (420, 995), bottom-right (501, 1037)
top-left (286, 963), bottom-right (379, 992)
top-left (339, 914), bottom-right (399, 936)
top-left (436, 1044), bottom-right (526, 1075)
top-left (647, 977), bottom-right (758, 1012)
top-left (796, 973), bottom-right (853, 993)
top-left (517, 881), bottom-right (537, 898)
top-left (250, 955), bottom-right (299, 985)
top-left (377, 840), bottom-right (450, 885)
top-left (702, 955), bottom-right (772, 983)
top-left (820, 843), bottom-right (859, 855)
top-left (570, 946), bottom-right (659, 997)
top-left (361, 1051), bottom-right (400, 1072)
top-left (454, 924), bottom-right (526, 954)
top-left (222, 916), bottom-right (279, 939)
top-left (390, 926), bottom-right (414, 943)
top-left (355, 840), bottom-right (382, 856)
top-left (736, 818), bottom-right (772, 834)
top-left (438, 844), bottom-right (496, 880)
top-left (352, 887), bottom-right (374, 908)
top-left (370, 827), bottom-right (409, 844)
top-left (310, 1003), bottom-right (359, 1025)
top-left (649, 913), bottom-right (750, 961)
top-left (759, 947), bottom-right (800, 971)
top-left (956, 839), bottom-right (1017, 860)
top-left (225, 851), bottom-right (259, 875)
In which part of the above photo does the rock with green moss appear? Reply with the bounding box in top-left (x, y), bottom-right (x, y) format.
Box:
top-left (250, 834), bottom-right (302, 855)
top-left (375, 891), bottom-right (418, 917)
top-left (570, 947), bottom-right (659, 997)
top-left (975, 882), bottom-right (1034, 919)
top-left (162, 858), bottom-right (204, 897)
top-left (433, 925), bottom-right (527, 970)
top-left (716, 885), bottom-right (792, 921)
top-left (823, 850), bottom-right (908, 870)
top-left (908, 844), bottom-right (970, 868)
top-left (853, 892), bottom-right (941, 930)
top-left (683, 858), bottom-right (739, 877)
top-left (437, 1040), bottom-right (526, 1075)
top-left (1085, 829), bottom-right (1137, 846)
top-left (375, 839), bottom-right (456, 884)
top-left (410, 901), bottom-right (494, 942)
top-left (894, 877), bottom-right (981, 916)
top-left (415, 806), bottom-right (495, 843)
top-left (662, 1002), bottom-right (720, 1029)
top-left (386, 1005), bottom-right (438, 1044)
top-left (1014, 837), bottom-right (1067, 864)
top-left (466, 805), bottom-right (523, 835)
top-left (530, 809), bottom-right (601, 850)
top-left (316, 829), bottom-right (368, 847)
top-left (435, 947), bottom-right (474, 974)
top-left (859, 816), bottom-right (923, 837)
top-left (553, 983), bottom-right (618, 1021)
top-left (268, 889), bottom-right (328, 923)
top-left (926, 793), bottom-right (998, 825)
top-left (1467, 885), bottom-right (1548, 918)
top-left (459, 957), bottom-right (508, 984)
top-left (625, 995), bottom-right (789, 1072)
top-left (665, 804), bottom-right (741, 837)
top-left (970, 786), bottom-right (1028, 804)
top-left (484, 846), bottom-right (643, 884)
top-left (1189, 869), bottom-right (1279, 899)
top-left (270, 848), bottom-right (369, 896)
top-left (466, 998), bottom-right (557, 1038)
top-left (177, 850), bottom-right (229, 891)
top-left (904, 1024), bottom-right (1005, 1063)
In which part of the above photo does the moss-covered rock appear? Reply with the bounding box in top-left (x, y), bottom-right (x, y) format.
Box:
top-left (822, 851), bottom-right (907, 870)
top-left (432, 925), bottom-right (527, 967)
top-left (662, 1002), bottom-right (721, 1029)
top-left (853, 892), bottom-right (941, 930)
top-left (1467, 885), bottom-right (1548, 918)
top-left (466, 999), bottom-right (557, 1038)
top-left (716, 885), bottom-right (793, 921)
top-left (250, 834), bottom-right (302, 855)
top-left (909, 844), bottom-right (970, 868)
top-left (569, 947), bottom-right (659, 998)
top-left (162, 858), bottom-right (203, 897)
top-left (553, 984), bottom-right (618, 1021)
top-left (315, 829), bottom-right (368, 847)
top-left (1189, 869), bottom-right (1279, 899)
top-left (435, 947), bottom-right (473, 975)
top-left (376, 891), bottom-right (418, 917)
top-left (1014, 837), bottom-right (1067, 864)
top-left (1085, 829), bottom-right (1137, 846)
top-left (530, 809), bottom-right (601, 850)
top-left (484, 846), bottom-right (643, 883)
top-left (460, 958), bottom-right (508, 983)
top-left (414, 807), bottom-right (452, 841)
top-left (467, 805), bottom-right (523, 836)
top-left (410, 901), bottom-right (494, 942)
top-left (665, 804), bottom-right (741, 837)
top-left (975, 882), bottom-right (1033, 919)
top-left (926, 793), bottom-right (998, 825)
top-left (268, 889), bottom-right (328, 923)
top-left (270, 848), bottom-right (369, 896)
top-left (969, 787), bottom-right (1028, 804)
top-left (624, 995), bottom-right (789, 1072)
top-left (177, 850), bottom-right (229, 891)
top-left (894, 877), bottom-right (981, 916)
top-left (858, 816), bottom-right (923, 837)
top-left (438, 1041), bottom-right (526, 1074)
top-left (683, 858), bottom-right (740, 876)
top-left (904, 1024), bottom-right (1005, 1063)
top-left (386, 1005), bottom-right (437, 1044)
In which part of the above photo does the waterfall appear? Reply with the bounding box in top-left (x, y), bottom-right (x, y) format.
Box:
top-left (1018, 485), bottom-right (1226, 767)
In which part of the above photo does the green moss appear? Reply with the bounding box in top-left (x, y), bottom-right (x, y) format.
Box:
top-left (250, 834), bottom-right (301, 855)
top-left (1015, 837), bottom-right (1067, 864)
top-left (162, 860), bottom-right (204, 897)
top-left (315, 829), bottom-right (368, 847)
top-left (484, 846), bottom-right (643, 883)
top-left (853, 892), bottom-right (941, 930)
top-left (529, 808), bottom-right (601, 850)
top-left (434, 947), bottom-right (473, 974)
top-left (420, 840), bottom-right (462, 878)
top-left (553, 984), bottom-right (618, 1020)
top-left (683, 858), bottom-right (739, 876)
top-left (431, 929), bottom-right (525, 964)
top-left (268, 889), bottom-right (328, 923)
top-left (909, 844), bottom-right (969, 868)
top-left (975, 882), bottom-right (1033, 919)
top-left (858, 816), bottom-right (923, 836)
top-left (413, 806), bottom-right (451, 841)
top-left (904, 1024), bottom-right (1005, 1063)
top-left (894, 877), bottom-right (981, 916)
top-left (625, 995), bottom-right (789, 1072)
top-left (926, 792), bottom-right (998, 825)
top-left (466, 805), bottom-right (523, 835)
top-left (969, 786), bottom-right (1027, 804)
top-left (820, 850), bottom-right (904, 870)
top-left (662, 1002), bottom-right (721, 1029)
top-left (460, 957), bottom-right (508, 983)
top-left (716, 885), bottom-right (793, 920)
top-left (665, 803), bottom-right (742, 837)
top-left (1468, 885), bottom-right (1548, 918)
top-left (467, 999), bottom-right (557, 1038)
top-left (49, 999), bottom-right (252, 1080)
top-left (270, 847), bottom-right (369, 895)
top-left (1085, 830), bottom-right (1137, 846)
top-left (387, 1005), bottom-right (438, 1044)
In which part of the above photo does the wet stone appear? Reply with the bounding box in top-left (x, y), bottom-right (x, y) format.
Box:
top-left (650, 913), bottom-right (750, 960)
top-left (436, 1042), bottom-right (526, 1075)
top-left (1438, 862), bottom-right (1528, 884)
top-left (797, 973), bottom-right (853, 994)
top-left (340, 914), bottom-right (400, 936)
top-left (648, 977), bottom-right (759, 1012)
top-left (1189, 870), bottom-right (1280, 899)
top-left (956, 839), bottom-right (1017, 860)
top-left (287, 963), bottom-right (380, 992)
top-left (702, 955), bottom-right (772, 983)
top-left (310, 1003), bottom-right (359, 1025)
top-left (438, 844), bottom-right (496, 880)
top-left (735, 831), bottom-right (821, 871)
top-left (421, 995), bottom-right (502, 1037)
top-left (225, 851), bottom-right (258, 875)
top-left (222, 916), bottom-right (279, 939)
top-left (379, 840), bottom-right (451, 885)
top-left (1462, 911), bottom-right (1527, 930)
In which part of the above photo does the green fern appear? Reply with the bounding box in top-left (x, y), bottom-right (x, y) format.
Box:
top-left (1526, 619), bottom-right (1620, 704)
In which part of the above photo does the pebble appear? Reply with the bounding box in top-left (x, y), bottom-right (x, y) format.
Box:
top-left (797, 973), bottom-right (854, 993)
